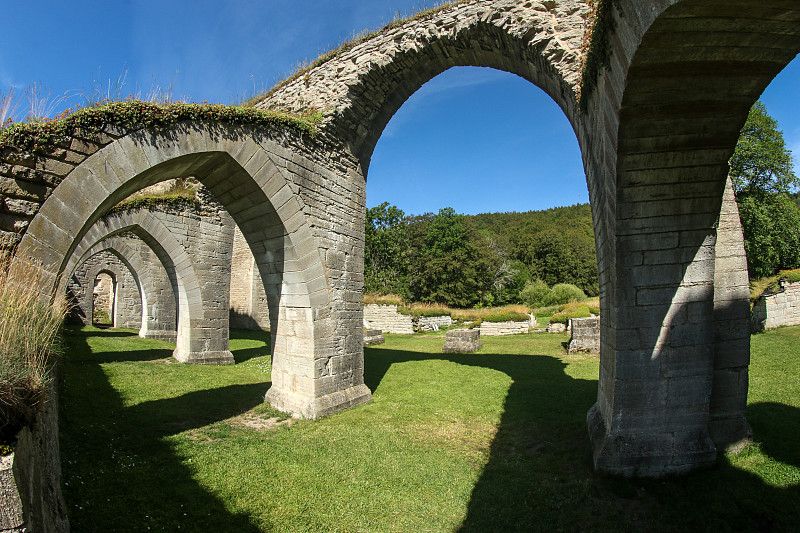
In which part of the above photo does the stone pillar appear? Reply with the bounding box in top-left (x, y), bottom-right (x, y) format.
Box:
top-left (588, 217), bottom-right (719, 476)
top-left (709, 178), bottom-right (752, 448)
top-left (129, 235), bottom-right (178, 343)
top-left (159, 198), bottom-right (236, 365)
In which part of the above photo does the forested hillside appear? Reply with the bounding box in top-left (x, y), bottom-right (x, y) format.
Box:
top-left (365, 202), bottom-right (597, 308)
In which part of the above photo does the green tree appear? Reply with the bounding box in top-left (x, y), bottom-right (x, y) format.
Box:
top-left (407, 208), bottom-right (495, 307)
top-left (730, 101), bottom-right (798, 197)
top-left (730, 101), bottom-right (800, 278)
top-left (737, 193), bottom-right (800, 279)
top-left (364, 202), bottom-right (409, 295)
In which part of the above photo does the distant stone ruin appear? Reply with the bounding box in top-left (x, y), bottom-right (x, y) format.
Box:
top-left (568, 317), bottom-right (600, 353)
top-left (442, 329), bottom-right (482, 354)
top-left (751, 280), bottom-right (800, 332)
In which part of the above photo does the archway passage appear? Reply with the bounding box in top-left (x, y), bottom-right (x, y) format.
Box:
top-left (4, 0), bottom-right (797, 479)
top-left (64, 203), bottom-right (235, 364)
top-left (582, 0), bottom-right (800, 475)
top-left (92, 270), bottom-right (115, 326)
top-left (12, 122), bottom-right (372, 419)
top-left (69, 233), bottom-right (178, 343)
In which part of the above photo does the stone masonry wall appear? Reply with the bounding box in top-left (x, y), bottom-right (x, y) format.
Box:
top-left (0, 377), bottom-right (69, 532)
top-left (363, 304), bottom-right (413, 334)
top-left (568, 316), bottom-right (600, 353)
top-left (480, 320), bottom-right (531, 336)
top-left (230, 226), bottom-right (270, 330)
top-left (69, 249), bottom-right (141, 328)
top-left (416, 315), bottom-right (452, 332)
top-left (752, 281), bottom-right (800, 332)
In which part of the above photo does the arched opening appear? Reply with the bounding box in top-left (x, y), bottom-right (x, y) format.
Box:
top-left (92, 271), bottom-right (115, 327)
top-left (368, 66), bottom-right (586, 213)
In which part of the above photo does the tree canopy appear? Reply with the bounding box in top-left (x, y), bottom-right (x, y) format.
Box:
top-left (730, 100), bottom-right (800, 278)
top-left (729, 100), bottom-right (798, 197)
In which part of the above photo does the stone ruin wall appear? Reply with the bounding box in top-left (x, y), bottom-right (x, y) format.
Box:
top-left (480, 320), bottom-right (531, 336)
top-left (363, 304), bottom-right (413, 334)
top-left (229, 226), bottom-right (270, 330)
top-left (417, 315), bottom-right (452, 332)
top-left (568, 316), bottom-right (600, 353)
top-left (752, 281), bottom-right (800, 332)
top-left (68, 249), bottom-right (141, 328)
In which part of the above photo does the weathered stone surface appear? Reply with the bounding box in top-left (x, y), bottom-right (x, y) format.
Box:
top-left (442, 329), bottom-right (482, 353)
top-left (363, 304), bottom-right (414, 334)
top-left (363, 329), bottom-right (385, 346)
top-left (5, 0), bottom-right (795, 490)
top-left (481, 320), bottom-right (531, 336)
top-left (416, 315), bottom-right (452, 332)
top-left (568, 317), bottom-right (600, 353)
top-left (0, 455), bottom-right (24, 532)
top-left (752, 280), bottom-right (800, 332)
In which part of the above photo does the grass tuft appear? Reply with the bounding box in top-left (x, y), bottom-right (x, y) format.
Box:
top-left (0, 239), bottom-right (68, 444)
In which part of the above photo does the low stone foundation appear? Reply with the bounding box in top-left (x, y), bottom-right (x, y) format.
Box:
top-left (363, 304), bottom-right (414, 334)
top-left (416, 315), bottom-right (452, 332)
top-left (363, 329), bottom-right (385, 346)
top-left (480, 320), bottom-right (531, 336)
top-left (751, 280), bottom-right (800, 332)
top-left (568, 317), bottom-right (600, 353)
top-left (442, 329), bottom-right (482, 353)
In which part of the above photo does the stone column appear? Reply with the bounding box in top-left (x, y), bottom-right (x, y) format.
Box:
top-left (588, 204), bottom-right (719, 476)
top-left (709, 178), bottom-right (752, 448)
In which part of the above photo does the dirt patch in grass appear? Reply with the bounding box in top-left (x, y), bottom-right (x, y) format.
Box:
top-left (232, 413), bottom-right (295, 432)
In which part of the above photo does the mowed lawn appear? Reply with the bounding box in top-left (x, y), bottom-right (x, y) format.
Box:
top-left (60, 325), bottom-right (800, 532)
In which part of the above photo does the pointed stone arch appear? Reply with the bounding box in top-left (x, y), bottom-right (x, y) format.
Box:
top-left (14, 123), bottom-right (371, 416)
top-left (580, 0), bottom-right (800, 475)
top-left (70, 234), bottom-right (178, 342)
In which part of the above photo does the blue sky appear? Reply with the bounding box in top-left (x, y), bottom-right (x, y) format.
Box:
top-left (1, 1), bottom-right (797, 216)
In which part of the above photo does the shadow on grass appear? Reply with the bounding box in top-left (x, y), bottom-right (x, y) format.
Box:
top-left (365, 343), bottom-right (800, 532)
top-left (60, 327), bottom-right (269, 532)
top-left (230, 329), bottom-right (272, 364)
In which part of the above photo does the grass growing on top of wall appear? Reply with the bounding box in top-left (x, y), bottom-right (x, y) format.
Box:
top-left (60, 324), bottom-right (800, 531)
top-left (0, 100), bottom-right (322, 155)
top-left (252, 1), bottom-right (467, 107)
top-left (751, 268), bottom-right (800, 303)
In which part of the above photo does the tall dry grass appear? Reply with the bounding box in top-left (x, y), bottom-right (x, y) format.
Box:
top-left (0, 246), bottom-right (68, 442)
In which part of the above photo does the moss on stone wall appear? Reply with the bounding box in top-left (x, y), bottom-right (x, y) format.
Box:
top-left (578, 0), bottom-right (620, 110)
top-left (0, 100), bottom-right (321, 155)
top-left (254, 1), bottom-right (467, 107)
top-left (110, 193), bottom-right (201, 215)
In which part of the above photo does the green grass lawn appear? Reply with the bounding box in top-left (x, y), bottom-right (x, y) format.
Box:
top-left (59, 325), bottom-right (800, 532)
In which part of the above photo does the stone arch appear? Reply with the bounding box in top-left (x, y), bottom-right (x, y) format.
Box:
top-left (70, 234), bottom-right (177, 342)
top-left (579, 0), bottom-right (800, 476)
top-left (14, 123), bottom-right (371, 417)
top-left (257, 0), bottom-right (591, 171)
top-left (62, 206), bottom-right (231, 363)
top-left (90, 267), bottom-right (118, 325)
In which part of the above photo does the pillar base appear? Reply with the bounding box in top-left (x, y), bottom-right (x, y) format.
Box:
top-left (708, 414), bottom-right (753, 452)
top-left (173, 349), bottom-right (234, 365)
top-left (141, 330), bottom-right (178, 343)
top-left (587, 403), bottom-right (717, 477)
top-left (265, 384), bottom-right (373, 419)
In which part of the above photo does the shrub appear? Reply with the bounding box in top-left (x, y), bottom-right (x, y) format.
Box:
top-left (0, 252), bottom-right (68, 444)
top-left (544, 284), bottom-right (587, 306)
top-left (482, 312), bottom-right (531, 323)
top-left (549, 302), bottom-right (594, 324)
top-left (520, 279), bottom-right (550, 308)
